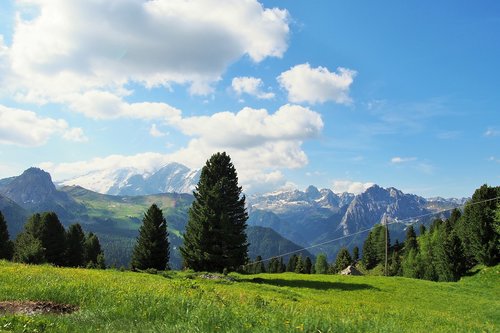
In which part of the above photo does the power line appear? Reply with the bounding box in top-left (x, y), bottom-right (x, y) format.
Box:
top-left (246, 195), bottom-right (500, 267)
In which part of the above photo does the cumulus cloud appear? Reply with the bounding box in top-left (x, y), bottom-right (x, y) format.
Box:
top-left (68, 90), bottom-right (182, 121)
top-left (231, 76), bottom-right (275, 99)
top-left (4, 0), bottom-right (289, 105)
top-left (174, 104), bottom-right (323, 148)
top-left (278, 63), bottom-right (356, 104)
top-left (391, 157), bottom-right (417, 164)
top-left (149, 124), bottom-right (167, 138)
top-left (0, 105), bottom-right (87, 146)
top-left (332, 180), bottom-right (374, 194)
top-left (41, 104), bottom-right (323, 193)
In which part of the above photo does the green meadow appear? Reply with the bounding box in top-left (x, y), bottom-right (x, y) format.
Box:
top-left (0, 260), bottom-right (498, 332)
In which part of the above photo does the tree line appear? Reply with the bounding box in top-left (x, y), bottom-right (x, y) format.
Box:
top-left (0, 211), bottom-right (105, 268)
top-left (359, 184), bottom-right (499, 282)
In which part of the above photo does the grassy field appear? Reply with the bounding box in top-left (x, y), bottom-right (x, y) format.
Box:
top-left (0, 261), bottom-right (498, 332)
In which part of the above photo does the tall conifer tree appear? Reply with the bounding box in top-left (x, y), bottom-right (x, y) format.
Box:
top-left (131, 204), bottom-right (170, 270)
top-left (65, 223), bottom-right (85, 267)
top-left (40, 212), bottom-right (66, 266)
top-left (180, 152), bottom-right (248, 272)
top-left (0, 211), bottom-right (13, 260)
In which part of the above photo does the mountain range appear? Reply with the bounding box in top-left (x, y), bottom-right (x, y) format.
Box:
top-left (0, 165), bottom-right (468, 266)
top-left (60, 163), bottom-right (200, 196)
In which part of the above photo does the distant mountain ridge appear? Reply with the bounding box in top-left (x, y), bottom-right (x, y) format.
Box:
top-left (0, 167), bottom-right (468, 265)
top-left (60, 163), bottom-right (200, 196)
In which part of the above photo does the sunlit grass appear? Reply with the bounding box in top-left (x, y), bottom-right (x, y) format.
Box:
top-left (0, 260), bottom-right (498, 332)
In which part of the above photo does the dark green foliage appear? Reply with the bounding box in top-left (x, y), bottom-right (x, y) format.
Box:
top-left (331, 247), bottom-right (352, 273)
top-left (294, 255), bottom-right (305, 273)
top-left (40, 212), bottom-right (66, 266)
top-left (65, 224), bottom-right (85, 267)
top-left (13, 231), bottom-right (45, 264)
top-left (0, 211), bottom-right (13, 260)
top-left (253, 255), bottom-right (265, 273)
top-left (314, 253), bottom-right (328, 274)
top-left (457, 184), bottom-right (499, 266)
top-left (181, 152), bottom-right (248, 272)
top-left (404, 225), bottom-right (418, 253)
top-left (388, 251), bottom-right (401, 276)
top-left (362, 231), bottom-right (377, 269)
top-left (267, 257), bottom-right (280, 273)
top-left (287, 254), bottom-right (297, 272)
top-left (419, 224), bottom-right (426, 236)
top-left (304, 256), bottom-right (312, 274)
top-left (84, 232), bottom-right (104, 268)
top-left (13, 214), bottom-right (44, 264)
top-left (96, 253), bottom-right (106, 269)
top-left (352, 246), bottom-right (359, 262)
top-left (434, 231), bottom-right (467, 281)
top-left (131, 204), bottom-right (170, 270)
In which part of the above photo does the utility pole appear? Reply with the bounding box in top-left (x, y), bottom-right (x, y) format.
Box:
top-left (384, 219), bottom-right (388, 276)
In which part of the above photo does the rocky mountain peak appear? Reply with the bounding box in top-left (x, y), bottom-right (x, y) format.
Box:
top-left (305, 185), bottom-right (321, 199)
top-left (0, 167), bottom-right (57, 205)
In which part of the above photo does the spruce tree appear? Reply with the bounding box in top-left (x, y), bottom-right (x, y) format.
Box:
top-left (362, 232), bottom-right (377, 269)
top-left (352, 246), bottom-right (359, 262)
top-left (65, 224), bottom-right (86, 267)
top-left (84, 232), bottom-right (104, 267)
top-left (332, 247), bottom-right (352, 273)
top-left (405, 225), bottom-right (418, 253)
top-left (314, 253), bottom-right (328, 274)
top-left (304, 256), bottom-right (312, 274)
top-left (457, 185), bottom-right (499, 266)
top-left (0, 211), bottom-right (13, 260)
top-left (40, 212), bottom-right (66, 266)
top-left (295, 255), bottom-right (305, 273)
top-left (287, 254), bottom-right (297, 272)
top-left (13, 213), bottom-right (45, 264)
top-left (180, 152), bottom-right (248, 272)
top-left (253, 255), bottom-right (265, 273)
top-left (131, 204), bottom-right (170, 270)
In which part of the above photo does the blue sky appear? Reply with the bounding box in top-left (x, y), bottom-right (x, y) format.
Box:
top-left (0, 0), bottom-right (498, 197)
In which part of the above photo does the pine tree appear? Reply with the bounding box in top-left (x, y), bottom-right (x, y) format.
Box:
top-left (180, 152), bottom-right (248, 272)
top-left (295, 255), bottom-right (305, 273)
top-left (362, 232), bottom-right (377, 269)
top-left (419, 224), bottom-right (426, 236)
top-left (457, 185), bottom-right (499, 266)
top-left (304, 256), bottom-right (312, 274)
top-left (434, 230), bottom-right (467, 282)
top-left (253, 255), bottom-right (265, 273)
top-left (0, 211), bottom-right (13, 260)
top-left (84, 232), bottom-right (104, 268)
top-left (40, 212), bottom-right (66, 266)
top-left (65, 224), bottom-right (86, 267)
top-left (352, 246), bottom-right (359, 262)
top-left (332, 247), bottom-right (352, 273)
top-left (279, 257), bottom-right (285, 273)
top-left (13, 232), bottom-right (45, 264)
top-left (405, 225), bottom-right (418, 253)
top-left (287, 254), bottom-right (297, 272)
top-left (13, 213), bottom-right (45, 264)
top-left (314, 253), bottom-right (328, 274)
top-left (131, 204), bottom-right (170, 270)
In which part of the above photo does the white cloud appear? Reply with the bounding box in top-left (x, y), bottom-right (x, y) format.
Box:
top-left (68, 90), bottom-right (182, 121)
top-left (231, 76), bottom-right (275, 99)
top-left (0, 105), bottom-right (87, 146)
top-left (332, 180), bottom-right (374, 194)
top-left (149, 124), bottom-right (167, 138)
top-left (39, 152), bottom-right (174, 181)
top-left (484, 128), bottom-right (500, 137)
top-left (174, 104), bottom-right (323, 149)
top-left (391, 156), bottom-right (417, 164)
top-left (62, 128), bottom-right (88, 143)
top-left (4, 0), bottom-right (289, 104)
top-left (278, 63), bottom-right (356, 104)
top-left (41, 104), bottom-right (323, 193)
